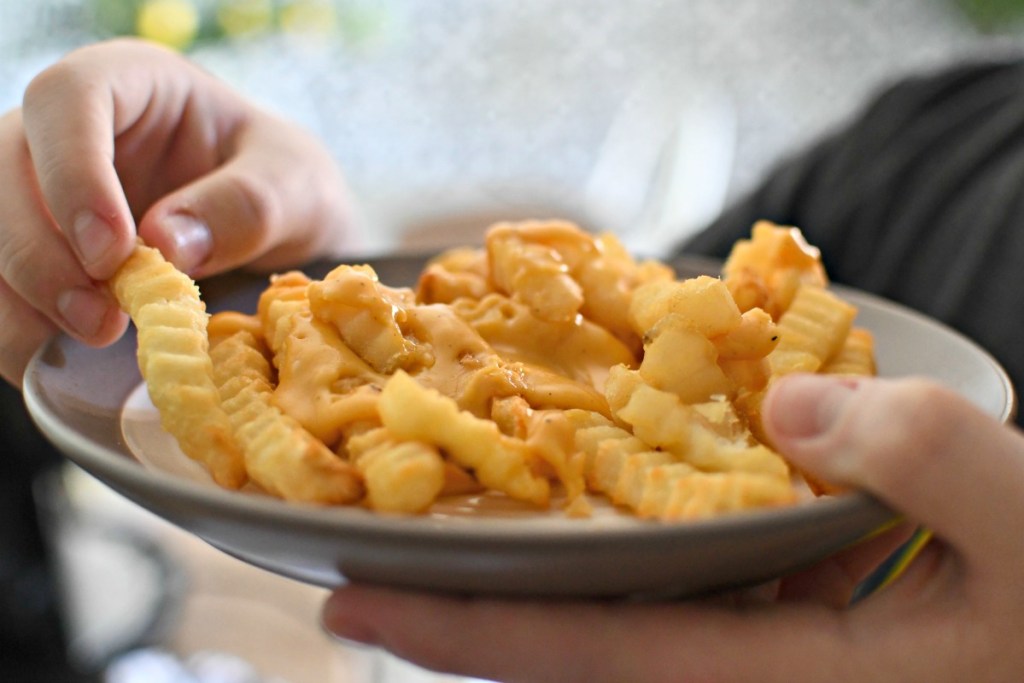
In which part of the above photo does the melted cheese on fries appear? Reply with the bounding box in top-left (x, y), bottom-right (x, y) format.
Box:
top-left (111, 220), bottom-right (875, 518)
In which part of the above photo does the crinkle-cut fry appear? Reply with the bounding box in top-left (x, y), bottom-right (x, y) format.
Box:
top-left (490, 397), bottom-right (582, 500)
top-left (346, 428), bottom-right (445, 513)
top-left (309, 264), bottom-right (431, 374)
top-left (272, 306), bottom-right (384, 447)
top-left (723, 221), bottom-right (826, 281)
top-left (638, 314), bottom-right (733, 404)
top-left (109, 242), bottom-right (246, 489)
top-left (506, 362), bottom-right (611, 417)
top-left (485, 220), bottom-right (585, 323)
top-left (378, 370), bottom-right (550, 507)
top-left (416, 246), bottom-right (493, 304)
top-left (257, 271), bottom-right (312, 357)
top-left (722, 221), bottom-right (828, 318)
top-left (605, 450), bottom-right (678, 509)
top-left (612, 372), bottom-right (790, 480)
top-left (638, 468), bottom-right (798, 521)
top-left (603, 363), bottom-right (646, 416)
top-left (526, 409), bottom-right (586, 507)
top-left (821, 327), bottom-right (877, 377)
top-left (629, 275), bottom-right (742, 338)
top-left (581, 426), bottom-right (646, 493)
top-left (491, 395), bottom-right (533, 439)
top-left (768, 284), bottom-right (857, 376)
top-left (718, 358), bottom-right (770, 400)
top-left (570, 411), bottom-right (794, 519)
top-left (394, 305), bottom-right (519, 417)
top-left (400, 304), bottom-right (611, 419)
top-left (711, 307), bottom-right (779, 361)
top-left (451, 292), bottom-right (636, 387)
top-left (257, 273), bottom-right (386, 447)
top-left (572, 231), bottom-right (674, 352)
top-left (210, 327), bottom-right (364, 504)
top-left (440, 461), bottom-right (487, 497)
top-left (567, 411), bottom-right (650, 493)
top-left (208, 311), bottom-right (264, 346)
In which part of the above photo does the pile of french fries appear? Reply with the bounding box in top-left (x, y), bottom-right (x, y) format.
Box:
top-left (111, 220), bottom-right (874, 520)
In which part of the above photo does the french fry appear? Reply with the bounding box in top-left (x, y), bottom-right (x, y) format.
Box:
top-left (110, 241), bottom-right (246, 489)
top-left (630, 275), bottom-right (742, 338)
top-left (767, 283), bottom-right (857, 376)
top-left (417, 246), bottom-right (493, 304)
top-left (822, 327), bottom-right (877, 376)
top-left (638, 314), bottom-right (733, 403)
top-left (308, 264), bottom-right (430, 374)
top-left (639, 468), bottom-right (797, 520)
top-left (346, 427), bottom-right (445, 513)
top-left (486, 220), bottom-right (585, 323)
top-left (378, 370), bottom-right (551, 507)
top-left (210, 325), bottom-right (364, 504)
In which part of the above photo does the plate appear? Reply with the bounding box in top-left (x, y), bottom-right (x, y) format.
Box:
top-left (23, 255), bottom-right (1015, 598)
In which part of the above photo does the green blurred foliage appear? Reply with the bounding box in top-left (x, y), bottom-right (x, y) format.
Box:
top-left (954, 0), bottom-right (1024, 31)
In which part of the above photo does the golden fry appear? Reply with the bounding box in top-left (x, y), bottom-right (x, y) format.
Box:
top-left (110, 242), bottom-right (246, 489)
top-left (378, 370), bottom-right (550, 507)
top-left (210, 325), bottom-right (364, 504)
top-left (347, 427), bottom-right (445, 513)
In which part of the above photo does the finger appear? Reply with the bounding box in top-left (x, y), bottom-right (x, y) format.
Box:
top-left (763, 374), bottom-right (1024, 577)
top-left (20, 43), bottom-right (145, 279)
top-left (777, 520), bottom-right (917, 607)
top-left (138, 113), bottom-right (353, 278)
top-left (0, 277), bottom-right (58, 388)
top-left (0, 112), bottom-right (128, 359)
top-left (322, 584), bottom-right (864, 683)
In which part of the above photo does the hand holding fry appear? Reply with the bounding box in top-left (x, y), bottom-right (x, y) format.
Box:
top-left (0, 38), bottom-right (354, 387)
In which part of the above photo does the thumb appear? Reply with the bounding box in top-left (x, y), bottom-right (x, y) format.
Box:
top-left (137, 116), bottom-right (353, 278)
top-left (763, 374), bottom-right (1024, 578)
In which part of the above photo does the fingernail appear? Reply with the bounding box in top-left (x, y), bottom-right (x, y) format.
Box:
top-left (159, 213), bottom-right (213, 274)
top-left (765, 374), bottom-right (862, 440)
top-left (57, 287), bottom-right (110, 339)
top-left (73, 211), bottom-right (117, 269)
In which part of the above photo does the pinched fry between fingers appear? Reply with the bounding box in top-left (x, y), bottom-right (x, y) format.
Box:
top-left (110, 241), bottom-right (247, 488)
top-left (117, 221), bottom-right (876, 518)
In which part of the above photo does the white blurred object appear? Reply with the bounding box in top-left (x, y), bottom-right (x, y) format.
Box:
top-left (346, 73), bottom-right (735, 258)
top-left (584, 74), bottom-right (735, 256)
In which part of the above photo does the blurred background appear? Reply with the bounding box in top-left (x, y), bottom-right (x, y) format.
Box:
top-left (2, 1), bottom-right (1023, 681)
top-left (5, 0), bottom-right (1024, 254)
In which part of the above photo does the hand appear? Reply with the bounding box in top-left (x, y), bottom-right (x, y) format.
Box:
top-left (0, 38), bottom-right (355, 387)
top-left (322, 374), bottom-right (1024, 682)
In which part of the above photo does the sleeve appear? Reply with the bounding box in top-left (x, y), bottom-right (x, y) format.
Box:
top-left (682, 58), bottom-right (1024, 418)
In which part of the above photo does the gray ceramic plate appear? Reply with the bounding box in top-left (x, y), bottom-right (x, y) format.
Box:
top-left (23, 256), bottom-right (1015, 598)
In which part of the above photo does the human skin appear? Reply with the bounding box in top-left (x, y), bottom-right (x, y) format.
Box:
top-left (0, 38), bottom-right (354, 387)
top-left (322, 374), bottom-right (1024, 682)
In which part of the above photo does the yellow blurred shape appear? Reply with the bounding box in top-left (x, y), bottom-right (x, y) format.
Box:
top-left (281, 0), bottom-right (338, 36)
top-left (136, 0), bottom-right (200, 50)
top-left (217, 0), bottom-right (275, 37)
